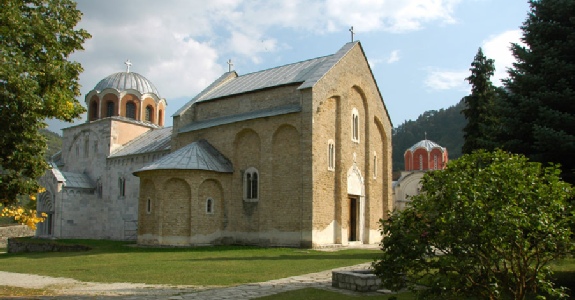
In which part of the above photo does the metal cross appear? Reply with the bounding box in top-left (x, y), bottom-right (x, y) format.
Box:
top-left (125, 59), bottom-right (132, 73)
top-left (349, 26), bottom-right (355, 42)
top-left (227, 59), bottom-right (233, 72)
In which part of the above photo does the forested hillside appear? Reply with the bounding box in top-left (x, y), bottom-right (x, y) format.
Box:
top-left (40, 129), bottom-right (62, 161)
top-left (392, 100), bottom-right (466, 175)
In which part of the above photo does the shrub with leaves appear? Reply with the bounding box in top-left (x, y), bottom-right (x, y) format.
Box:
top-left (373, 150), bottom-right (574, 300)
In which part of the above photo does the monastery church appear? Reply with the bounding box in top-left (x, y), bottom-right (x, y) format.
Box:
top-left (37, 41), bottom-right (393, 248)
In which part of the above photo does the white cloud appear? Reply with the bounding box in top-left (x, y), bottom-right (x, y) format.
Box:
top-left (387, 50), bottom-right (401, 63)
top-left (424, 68), bottom-right (469, 91)
top-left (482, 30), bottom-right (523, 86)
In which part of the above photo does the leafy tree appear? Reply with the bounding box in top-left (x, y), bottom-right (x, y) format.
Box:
top-left (461, 48), bottom-right (498, 154)
top-left (0, 0), bottom-right (90, 223)
top-left (373, 150), bottom-right (574, 300)
top-left (498, 0), bottom-right (575, 183)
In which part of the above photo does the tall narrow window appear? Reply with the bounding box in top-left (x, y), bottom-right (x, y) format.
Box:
top-left (206, 198), bottom-right (214, 214)
top-left (145, 105), bottom-right (153, 122)
top-left (126, 102), bottom-right (136, 119)
top-left (328, 140), bottom-right (335, 171)
top-left (373, 152), bottom-right (377, 179)
top-left (84, 139), bottom-right (89, 158)
top-left (351, 108), bottom-right (359, 142)
top-left (434, 155), bottom-right (438, 170)
top-left (419, 154), bottom-right (423, 170)
top-left (90, 101), bottom-right (98, 120)
top-left (146, 198), bottom-right (152, 213)
top-left (244, 167), bottom-right (259, 201)
top-left (118, 177), bottom-right (126, 197)
top-left (158, 109), bottom-right (163, 126)
top-left (106, 101), bottom-right (115, 117)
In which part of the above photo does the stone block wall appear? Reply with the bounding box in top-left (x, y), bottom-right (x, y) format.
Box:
top-left (0, 225), bottom-right (35, 248)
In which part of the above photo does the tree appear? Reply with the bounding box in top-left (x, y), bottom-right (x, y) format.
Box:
top-left (373, 150), bottom-right (574, 300)
top-left (0, 0), bottom-right (90, 226)
top-left (461, 48), bottom-right (498, 154)
top-left (498, 0), bottom-right (575, 183)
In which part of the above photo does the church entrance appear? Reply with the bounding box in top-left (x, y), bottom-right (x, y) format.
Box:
top-left (349, 197), bottom-right (359, 241)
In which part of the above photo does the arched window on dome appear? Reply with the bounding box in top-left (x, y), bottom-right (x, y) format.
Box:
top-left (90, 101), bottom-right (98, 121)
top-left (158, 109), bottom-right (163, 126)
top-left (106, 101), bottom-right (115, 117)
top-left (145, 105), bottom-right (154, 122)
top-left (419, 154), bottom-right (423, 170)
top-left (126, 102), bottom-right (136, 119)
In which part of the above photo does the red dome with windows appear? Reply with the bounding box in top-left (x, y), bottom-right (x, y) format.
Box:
top-left (403, 139), bottom-right (448, 171)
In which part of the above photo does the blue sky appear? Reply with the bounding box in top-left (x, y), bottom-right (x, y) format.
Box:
top-left (48, 0), bottom-right (531, 134)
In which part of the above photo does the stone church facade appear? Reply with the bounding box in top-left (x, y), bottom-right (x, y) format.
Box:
top-left (38, 41), bottom-right (393, 248)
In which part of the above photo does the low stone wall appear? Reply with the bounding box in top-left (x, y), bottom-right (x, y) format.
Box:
top-left (0, 225), bottom-right (35, 248)
top-left (332, 269), bottom-right (382, 292)
top-left (7, 238), bottom-right (91, 253)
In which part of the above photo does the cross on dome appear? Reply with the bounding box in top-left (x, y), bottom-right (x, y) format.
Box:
top-left (125, 59), bottom-right (132, 73)
top-left (349, 26), bottom-right (355, 42)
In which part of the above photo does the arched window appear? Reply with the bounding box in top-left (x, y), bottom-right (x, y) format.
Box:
top-left (145, 105), bottom-right (153, 122)
top-left (419, 154), bottom-right (423, 170)
top-left (158, 109), bottom-right (163, 126)
top-left (351, 108), bottom-right (359, 142)
top-left (106, 101), bottom-right (115, 117)
top-left (244, 167), bottom-right (259, 201)
top-left (434, 155), bottom-right (438, 170)
top-left (328, 140), bottom-right (335, 171)
top-left (126, 102), bottom-right (136, 119)
top-left (206, 198), bottom-right (214, 214)
top-left (90, 101), bottom-right (98, 120)
top-left (373, 151), bottom-right (377, 179)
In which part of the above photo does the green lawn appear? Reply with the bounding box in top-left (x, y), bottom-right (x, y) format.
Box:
top-left (256, 288), bottom-right (415, 300)
top-left (0, 239), bottom-right (379, 286)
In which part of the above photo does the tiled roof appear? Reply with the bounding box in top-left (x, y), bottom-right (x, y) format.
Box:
top-left (110, 127), bottom-right (172, 157)
top-left (179, 104), bottom-right (301, 134)
top-left (134, 139), bottom-right (233, 174)
top-left (60, 171), bottom-right (94, 189)
top-left (173, 42), bottom-right (359, 117)
top-left (408, 140), bottom-right (446, 152)
top-left (94, 72), bottom-right (161, 97)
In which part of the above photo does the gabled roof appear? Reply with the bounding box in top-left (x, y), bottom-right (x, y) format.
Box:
top-left (173, 41), bottom-right (359, 117)
top-left (109, 127), bottom-right (172, 158)
top-left (134, 139), bottom-right (233, 175)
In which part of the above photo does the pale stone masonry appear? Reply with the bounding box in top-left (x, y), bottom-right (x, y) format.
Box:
top-left (37, 41), bottom-right (393, 248)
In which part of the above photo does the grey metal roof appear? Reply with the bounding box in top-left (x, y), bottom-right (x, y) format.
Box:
top-left (134, 139), bottom-right (233, 174)
top-left (408, 140), bottom-right (446, 152)
top-left (60, 171), bottom-right (95, 189)
top-left (173, 42), bottom-right (359, 117)
top-left (94, 72), bottom-right (161, 96)
top-left (110, 127), bottom-right (172, 158)
top-left (179, 104), bottom-right (301, 134)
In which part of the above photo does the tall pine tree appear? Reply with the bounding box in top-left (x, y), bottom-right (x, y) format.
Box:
top-left (499, 0), bottom-right (575, 183)
top-left (461, 48), bottom-right (498, 154)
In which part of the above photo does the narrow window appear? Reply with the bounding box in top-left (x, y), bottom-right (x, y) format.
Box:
top-left (126, 102), bottom-right (136, 119)
top-left (90, 101), bottom-right (98, 120)
top-left (158, 109), bottom-right (163, 126)
top-left (145, 105), bottom-right (153, 122)
top-left (206, 198), bottom-right (214, 214)
top-left (106, 101), bottom-right (114, 117)
top-left (373, 152), bottom-right (377, 179)
top-left (84, 139), bottom-right (89, 158)
top-left (434, 155), bottom-right (438, 170)
top-left (93, 141), bottom-right (98, 154)
top-left (419, 154), bottom-right (423, 170)
top-left (146, 198), bottom-right (152, 213)
top-left (351, 108), bottom-right (359, 142)
top-left (244, 167), bottom-right (259, 201)
top-left (118, 177), bottom-right (126, 197)
top-left (96, 179), bottom-right (102, 199)
top-left (328, 140), bottom-right (335, 171)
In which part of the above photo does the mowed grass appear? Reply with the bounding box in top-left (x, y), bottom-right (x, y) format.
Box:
top-left (0, 239), bottom-right (379, 286)
top-left (256, 288), bottom-right (415, 300)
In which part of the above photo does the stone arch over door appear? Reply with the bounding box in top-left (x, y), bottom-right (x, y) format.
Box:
top-left (346, 163), bottom-right (365, 243)
top-left (161, 178), bottom-right (191, 245)
top-left (37, 191), bottom-right (54, 236)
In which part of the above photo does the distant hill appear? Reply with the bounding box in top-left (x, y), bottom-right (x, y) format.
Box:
top-left (40, 129), bottom-right (62, 161)
top-left (392, 100), bottom-right (466, 177)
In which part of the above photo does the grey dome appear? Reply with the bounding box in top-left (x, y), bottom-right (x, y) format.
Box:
top-left (94, 72), bottom-right (160, 96)
top-left (409, 139), bottom-right (445, 152)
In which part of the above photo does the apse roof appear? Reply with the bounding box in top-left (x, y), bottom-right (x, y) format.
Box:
top-left (134, 139), bottom-right (233, 174)
top-left (94, 72), bottom-right (160, 96)
top-left (173, 41), bottom-right (358, 117)
top-left (110, 127), bottom-right (172, 158)
top-left (408, 139), bottom-right (446, 152)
